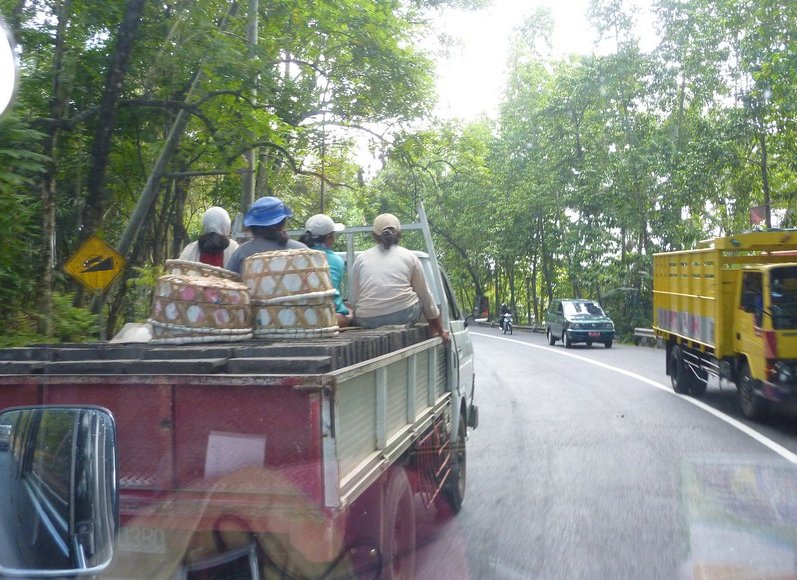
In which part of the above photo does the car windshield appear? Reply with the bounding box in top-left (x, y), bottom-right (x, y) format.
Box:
top-left (563, 301), bottom-right (606, 318)
top-left (4, 1), bottom-right (797, 579)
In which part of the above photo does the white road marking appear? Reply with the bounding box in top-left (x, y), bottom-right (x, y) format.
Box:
top-left (472, 332), bottom-right (797, 465)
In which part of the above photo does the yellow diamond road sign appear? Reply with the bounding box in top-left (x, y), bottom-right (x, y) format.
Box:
top-left (63, 235), bottom-right (126, 293)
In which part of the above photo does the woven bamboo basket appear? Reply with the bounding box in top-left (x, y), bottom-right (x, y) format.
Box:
top-left (165, 259), bottom-right (240, 282)
top-left (242, 249), bottom-right (332, 301)
top-left (252, 289), bottom-right (338, 338)
top-left (148, 274), bottom-right (252, 344)
top-left (149, 323), bottom-right (252, 344)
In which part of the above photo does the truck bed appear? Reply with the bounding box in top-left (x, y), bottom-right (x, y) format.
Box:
top-left (0, 325), bottom-right (429, 375)
top-left (0, 325), bottom-right (448, 521)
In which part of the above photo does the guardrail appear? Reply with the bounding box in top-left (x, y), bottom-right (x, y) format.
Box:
top-left (633, 327), bottom-right (661, 347)
top-left (474, 319), bottom-right (544, 333)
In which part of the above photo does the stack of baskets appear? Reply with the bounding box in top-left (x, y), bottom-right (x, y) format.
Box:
top-left (148, 260), bottom-right (252, 344)
top-left (242, 249), bottom-right (338, 338)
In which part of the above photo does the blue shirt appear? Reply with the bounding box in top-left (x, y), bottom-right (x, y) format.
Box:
top-left (314, 244), bottom-right (348, 315)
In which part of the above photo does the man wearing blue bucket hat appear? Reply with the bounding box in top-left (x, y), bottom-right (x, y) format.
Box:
top-left (227, 196), bottom-right (307, 274)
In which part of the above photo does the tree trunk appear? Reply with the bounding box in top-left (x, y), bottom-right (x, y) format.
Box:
top-left (35, 0), bottom-right (73, 336)
top-left (539, 214), bottom-right (553, 302)
top-left (760, 130), bottom-right (771, 228)
top-left (80, 0), bottom-right (148, 240)
top-left (507, 258), bottom-right (516, 312)
top-left (493, 263), bottom-right (500, 319)
top-left (428, 224), bottom-right (484, 297)
top-left (170, 178), bottom-right (188, 258)
top-left (530, 252), bottom-right (539, 324)
top-left (116, 2), bottom-right (239, 261)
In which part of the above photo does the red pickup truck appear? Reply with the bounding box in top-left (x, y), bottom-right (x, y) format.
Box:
top-left (0, 210), bottom-right (477, 580)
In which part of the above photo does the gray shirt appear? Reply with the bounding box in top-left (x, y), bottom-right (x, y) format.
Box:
top-left (227, 238), bottom-right (307, 274)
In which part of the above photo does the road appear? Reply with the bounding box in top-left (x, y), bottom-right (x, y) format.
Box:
top-left (415, 330), bottom-right (797, 579)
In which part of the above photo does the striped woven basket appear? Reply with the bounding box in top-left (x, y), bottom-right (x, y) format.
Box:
top-left (148, 274), bottom-right (251, 344)
top-left (242, 249), bottom-right (332, 301)
top-left (252, 289), bottom-right (338, 339)
top-left (165, 259), bottom-right (241, 282)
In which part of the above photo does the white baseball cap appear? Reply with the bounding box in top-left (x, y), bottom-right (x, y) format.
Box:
top-left (306, 214), bottom-right (345, 236)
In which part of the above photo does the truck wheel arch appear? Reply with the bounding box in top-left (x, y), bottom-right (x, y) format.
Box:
top-left (737, 361), bottom-right (771, 421)
top-left (379, 466), bottom-right (416, 580)
top-left (438, 401), bottom-right (467, 516)
top-left (669, 345), bottom-right (690, 394)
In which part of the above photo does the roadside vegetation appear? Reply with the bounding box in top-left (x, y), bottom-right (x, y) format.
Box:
top-left (1, 0), bottom-right (795, 344)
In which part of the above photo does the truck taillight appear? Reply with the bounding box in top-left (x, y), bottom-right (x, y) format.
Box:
top-left (763, 329), bottom-right (777, 359)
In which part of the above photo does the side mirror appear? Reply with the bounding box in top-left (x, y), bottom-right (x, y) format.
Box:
top-left (0, 18), bottom-right (19, 117)
top-left (0, 406), bottom-right (118, 578)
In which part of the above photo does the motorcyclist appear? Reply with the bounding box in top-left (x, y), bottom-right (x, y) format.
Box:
top-left (499, 303), bottom-right (509, 330)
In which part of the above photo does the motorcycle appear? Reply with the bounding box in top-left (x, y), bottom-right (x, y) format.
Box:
top-left (501, 312), bottom-right (513, 335)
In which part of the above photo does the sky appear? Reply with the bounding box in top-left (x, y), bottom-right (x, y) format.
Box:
top-left (430, 0), bottom-right (655, 121)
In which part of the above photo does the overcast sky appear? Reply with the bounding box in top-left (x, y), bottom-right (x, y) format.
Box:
top-left (430, 0), bottom-right (655, 120)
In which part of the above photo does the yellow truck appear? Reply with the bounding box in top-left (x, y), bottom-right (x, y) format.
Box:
top-left (653, 231), bottom-right (797, 420)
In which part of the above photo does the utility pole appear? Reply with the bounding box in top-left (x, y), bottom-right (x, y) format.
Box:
top-left (241, 0), bottom-right (258, 215)
top-left (320, 122), bottom-right (325, 213)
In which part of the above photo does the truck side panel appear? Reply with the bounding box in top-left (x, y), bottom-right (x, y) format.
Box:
top-left (654, 247), bottom-right (721, 350)
top-left (171, 384), bottom-right (322, 499)
top-left (331, 340), bottom-right (446, 508)
top-left (0, 377), bottom-right (325, 504)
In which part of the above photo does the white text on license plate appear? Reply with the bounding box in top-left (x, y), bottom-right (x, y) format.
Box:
top-left (117, 526), bottom-right (167, 554)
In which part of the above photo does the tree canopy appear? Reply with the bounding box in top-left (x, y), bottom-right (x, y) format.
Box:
top-left (2, 0), bottom-right (796, 343)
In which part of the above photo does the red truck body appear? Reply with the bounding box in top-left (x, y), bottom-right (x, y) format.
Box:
top-left (0, 325), bottom-right (467, 578)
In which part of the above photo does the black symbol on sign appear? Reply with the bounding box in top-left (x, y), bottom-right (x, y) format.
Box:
top-left (81, 255), bottom-right (114, 273)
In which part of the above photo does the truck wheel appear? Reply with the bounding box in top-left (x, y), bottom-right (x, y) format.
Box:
top-left (604, 339), bottom-right (612, 349)
top-left (547, 329), bottom-right (556, 345)
top-left (440, 417), bottom-right (467, 515)
top-left (562, 331), bottom-right (572, 348)
top-left (738, 364), bottom-right (770, 421)
top-left (689, 369), bottom-right (708, 398)
top-left (669, 346), bottom-right (690, 394)
top-left (381, 466), bottom-right (416, 580)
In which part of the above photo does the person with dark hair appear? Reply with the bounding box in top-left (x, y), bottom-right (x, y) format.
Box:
top-left (350, 213), bottom-right (448, 340)
top-left (299, 214), bottom-right (352, 328)
top-left (227, 196), bottom-right (306, 274)
top-left (179, 206), bottom-right (239, 269)
top-left (499, 302), bottom-right (509, 330)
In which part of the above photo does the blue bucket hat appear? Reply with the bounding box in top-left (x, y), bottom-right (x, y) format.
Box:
top-left (243, 196), bottom-right (293, 227)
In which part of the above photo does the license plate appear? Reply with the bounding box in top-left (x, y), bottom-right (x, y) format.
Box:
top-left (117, 526), bottom-right (167, 554)
top-left (588, 332), bottom-right (600, 337)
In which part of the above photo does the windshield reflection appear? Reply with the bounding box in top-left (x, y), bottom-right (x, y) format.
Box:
top-left (770, 267), bottom-right (797, 330)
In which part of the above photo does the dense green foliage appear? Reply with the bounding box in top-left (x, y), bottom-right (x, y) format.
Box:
top-left (0, 0), bottom-right (473, 339)
top-left (1, 0), bottom-right (796, 343)
top-left (370, 0), bottom-right (797, 340)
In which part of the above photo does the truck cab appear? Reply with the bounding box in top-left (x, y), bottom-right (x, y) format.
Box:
top-left (735, 264), bottom-right (797, 416)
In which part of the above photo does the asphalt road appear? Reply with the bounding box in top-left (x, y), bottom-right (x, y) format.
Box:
top-left (415, 330), bottom-right (797, 579)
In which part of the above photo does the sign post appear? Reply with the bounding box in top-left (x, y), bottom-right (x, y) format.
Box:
top-left (63, 235), bottom-right (126, 340)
